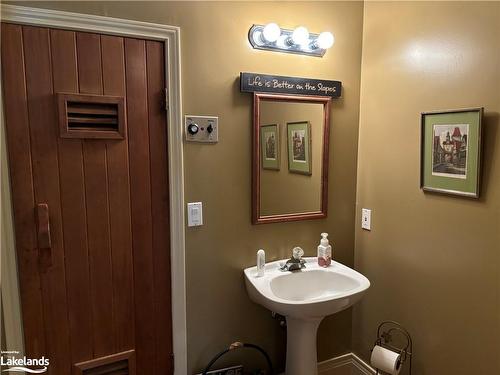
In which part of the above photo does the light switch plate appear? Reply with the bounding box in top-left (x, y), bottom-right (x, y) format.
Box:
top-left (361, 208), bottom-right (371, 230)
top-left (187, 202), bottom-right (203, 227)
top-left (185, 115), bottom-right (218, 143)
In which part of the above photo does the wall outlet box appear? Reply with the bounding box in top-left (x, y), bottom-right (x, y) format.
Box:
top-left (361, 208), bottom-right (371, 230)
top-left (187, 202), bottom-right (203, 227)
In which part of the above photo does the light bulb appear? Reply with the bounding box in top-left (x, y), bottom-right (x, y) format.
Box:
top-left (262, 23), bottom-right (281, 43)
top-left (316, 32), bottom-right (335, 49)
top-left (291, 26), bottom-right (309, 46)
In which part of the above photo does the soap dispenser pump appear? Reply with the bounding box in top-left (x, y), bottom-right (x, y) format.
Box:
top-left (317, 233), bottom-right (332, 267)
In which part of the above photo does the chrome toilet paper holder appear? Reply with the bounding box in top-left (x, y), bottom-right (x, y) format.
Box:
top-left (373, 320), bottom-right (413, 375)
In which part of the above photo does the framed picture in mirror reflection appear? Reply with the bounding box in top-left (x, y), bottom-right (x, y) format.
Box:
top-left (287, 121), bottom-right (312, 175)
top-left (260, 124), bottom-right (280, 170)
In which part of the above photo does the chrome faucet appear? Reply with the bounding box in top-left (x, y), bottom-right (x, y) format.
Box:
top-left (279, 247), bottom-right (306, 271)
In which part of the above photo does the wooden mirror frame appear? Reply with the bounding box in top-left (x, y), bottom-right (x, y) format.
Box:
top-left (252, 93), bottom-right (332, 224)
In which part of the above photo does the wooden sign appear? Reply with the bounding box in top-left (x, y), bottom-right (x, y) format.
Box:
top-left (240, 72), bottom-right (341, 98)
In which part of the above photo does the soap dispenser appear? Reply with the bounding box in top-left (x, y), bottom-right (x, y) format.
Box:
top-left (317, 233), bottom-right (332, 267)
top-left (257, 249), bottom-right (265, 277)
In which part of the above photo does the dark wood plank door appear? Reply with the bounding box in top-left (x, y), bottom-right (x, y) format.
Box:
top-left (1, 23), bottom-right (172, 375)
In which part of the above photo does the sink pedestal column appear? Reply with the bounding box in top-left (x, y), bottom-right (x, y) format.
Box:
top-left (285, 316), bottom-right (323, 375)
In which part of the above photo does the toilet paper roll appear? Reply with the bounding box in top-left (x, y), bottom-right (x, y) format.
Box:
top-left (370, 345), bottom-right (402, 375)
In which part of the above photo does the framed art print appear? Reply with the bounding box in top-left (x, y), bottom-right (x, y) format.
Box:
top-left (261, 123), bottom-right (280, 170)
top-left (421, 107), bottom-right (483, 198)
top-left (287, 121), bottom-right (312, 175)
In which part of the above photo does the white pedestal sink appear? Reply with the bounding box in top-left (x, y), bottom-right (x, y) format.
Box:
top-left (244, 257), bottom-right (370, 375)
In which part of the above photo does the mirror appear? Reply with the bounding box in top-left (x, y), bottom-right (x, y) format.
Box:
top-left (252, 93), bottom-right (331, 224)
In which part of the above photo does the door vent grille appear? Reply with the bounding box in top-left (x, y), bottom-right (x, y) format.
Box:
top-left (67, 102), bottom-right (119, 131)
top-left (58, 93), bottom-right (126, 139)
top-left (74, 350), bottom-right (135, 375)
top-left (82, 359), bottom-right (127, 375)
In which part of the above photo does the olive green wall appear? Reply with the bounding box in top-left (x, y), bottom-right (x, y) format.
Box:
top-left (353, 2), bottom-right (500, 374)
top-left (6, 1), bottom-right (364, 373)
top-left (260, 101), bottom-right (323, 216)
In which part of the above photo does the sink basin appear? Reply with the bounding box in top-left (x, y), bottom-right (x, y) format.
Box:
top-left (244, 257), bottom-right (370, 375)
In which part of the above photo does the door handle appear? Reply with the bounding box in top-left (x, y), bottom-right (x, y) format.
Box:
top-left (36, 203), bottom-right (52, 267)
top-left (36, 203), bottom-right (51, 248)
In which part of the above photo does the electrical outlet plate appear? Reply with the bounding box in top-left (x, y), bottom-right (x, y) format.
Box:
top-left (361, 208), bottom-right (371, 230)
top-left (185, 115), bottom-right (218, 143)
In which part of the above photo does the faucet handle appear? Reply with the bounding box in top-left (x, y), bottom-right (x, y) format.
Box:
top-left (292, 247), bottom-right (304, 260)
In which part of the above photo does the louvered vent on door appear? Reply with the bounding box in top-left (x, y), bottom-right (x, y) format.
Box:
top-left (74, 350), bottom-right (135, 375)
top-left (58, 93), bottom-right (126, 139)
top-left (82, 359), bottom-right (128, 375)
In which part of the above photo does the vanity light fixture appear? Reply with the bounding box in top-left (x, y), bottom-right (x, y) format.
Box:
top-left (248, 23), bottom-right (334, 57)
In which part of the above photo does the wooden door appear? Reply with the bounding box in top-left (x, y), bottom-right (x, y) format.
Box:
top-left (1, 23), bottom-right (172, 375)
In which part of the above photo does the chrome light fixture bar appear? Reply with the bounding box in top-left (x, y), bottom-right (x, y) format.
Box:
top-left (248, 24), bottom-right (334, 57)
